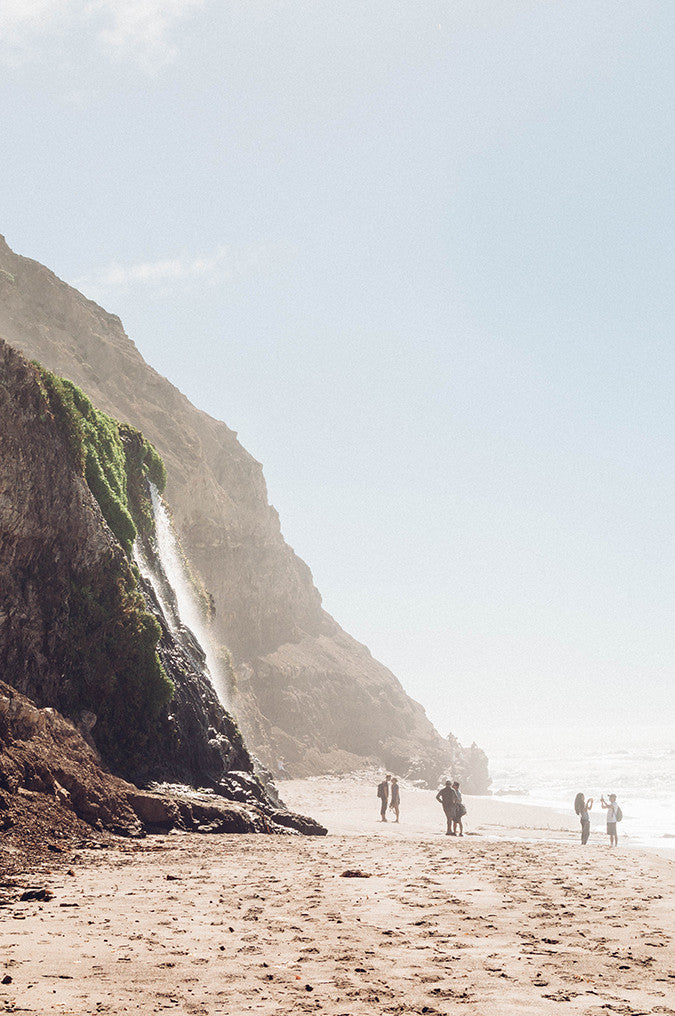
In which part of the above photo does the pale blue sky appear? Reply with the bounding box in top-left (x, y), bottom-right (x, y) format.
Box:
top-left (1, 1), bottom-right (672, 742)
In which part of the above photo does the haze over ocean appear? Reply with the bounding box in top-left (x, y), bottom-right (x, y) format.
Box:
top-left (1, 2), bottom-right (672, 746)
top-left (477, 723), bottom-right (675, 851)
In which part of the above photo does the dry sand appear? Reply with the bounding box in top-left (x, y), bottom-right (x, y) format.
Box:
top-left (1, 774), bottom-right (673, 1015)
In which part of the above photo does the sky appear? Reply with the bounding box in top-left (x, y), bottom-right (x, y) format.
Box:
top-left (1, 1), bottom-right (673, 746)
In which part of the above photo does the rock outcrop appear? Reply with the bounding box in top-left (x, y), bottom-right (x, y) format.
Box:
top-left (0, 235), bottom-right (486, 788)
top-left (0, 680), bottom-right (324, 873)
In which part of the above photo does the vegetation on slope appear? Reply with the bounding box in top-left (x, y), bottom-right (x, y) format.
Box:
top-left (33, 364), bottom-right (173, 771)
top-left (34, 366), bottom-right (166, 555)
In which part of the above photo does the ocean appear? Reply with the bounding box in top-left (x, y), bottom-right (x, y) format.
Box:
top-left (478, 724), bottom-right (675, 852)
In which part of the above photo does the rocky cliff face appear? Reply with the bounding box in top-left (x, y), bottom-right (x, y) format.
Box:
top-left (0, 235), bottom-right (485, 788)
top-left (0, 341), bottom-right (325, 835)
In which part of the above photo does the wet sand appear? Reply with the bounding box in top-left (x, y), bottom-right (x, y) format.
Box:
top-left (1, 775), bottom-right (673, 1015)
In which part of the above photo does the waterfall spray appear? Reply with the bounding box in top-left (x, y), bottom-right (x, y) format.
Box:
top-left (135, 485), bottom-right (230, 708)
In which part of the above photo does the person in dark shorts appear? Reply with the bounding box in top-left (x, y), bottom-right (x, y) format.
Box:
top-left (436, 780), bottom-right (459, 835)
top-left (389, 777), bottom-right (400, 823)
top-left (377, 774), bottom-right (391, 821)
top-left (601, 793), bottom-right (620, 846)
top-left (574, 792), bottom-right (594, 845)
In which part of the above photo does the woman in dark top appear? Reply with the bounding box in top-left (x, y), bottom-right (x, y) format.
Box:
top-left (389, 777), bottom-right (400, 823)
top-left (452, 781), bottom-right (466, 836)
top-left (574, 792), bottom-right (593, 845)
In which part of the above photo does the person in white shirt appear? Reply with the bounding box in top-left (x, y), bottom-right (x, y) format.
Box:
top-left (601, 793), bottom-right (620, 846)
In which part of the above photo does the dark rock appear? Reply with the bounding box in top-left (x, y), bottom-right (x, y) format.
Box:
top-left (125, 791), bottom-right (180, 829)
top-left (269, 809), bottom-right (326, 836)
top-left (19, 887), bottom-right (53, 901)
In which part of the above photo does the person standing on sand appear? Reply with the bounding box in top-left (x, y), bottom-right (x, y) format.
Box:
top-left (574, 792), bottom-right (594, 845)
top-left (601, 793), bottom-right (621, 847)
top-left (389, 777), bottom-right (400, 822)
top-left (452, 781), bottom-right (466, 836)
top-left (377, 774), bottom-right (391, 822)
top-left (436, 780), bottom-right (459, 835)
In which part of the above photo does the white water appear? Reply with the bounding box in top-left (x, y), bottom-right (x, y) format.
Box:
top-left (135, 485), bottom-right (230, 708)
top-left (134, 537), bottom-right (177, 629)
top-left (480, 724), bottom-right (675, 852)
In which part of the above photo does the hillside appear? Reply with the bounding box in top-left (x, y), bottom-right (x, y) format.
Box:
top-left (0, 235), bottom-right (484, 788)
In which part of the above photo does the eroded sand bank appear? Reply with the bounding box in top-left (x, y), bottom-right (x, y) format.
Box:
top-left (1, 776), bottom-right (672, 1015)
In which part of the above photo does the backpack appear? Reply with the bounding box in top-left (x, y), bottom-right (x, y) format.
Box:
top-left (615, 806), bottom-right (623, 822)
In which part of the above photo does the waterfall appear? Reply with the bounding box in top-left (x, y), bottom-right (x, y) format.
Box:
top-left (134, 484), bottom-right (230, 709)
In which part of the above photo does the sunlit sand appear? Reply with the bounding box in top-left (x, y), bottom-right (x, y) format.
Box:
top-left (1, 775), bottom-right (672, 1015)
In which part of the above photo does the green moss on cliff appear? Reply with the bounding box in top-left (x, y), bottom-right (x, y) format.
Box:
top-left (62, 559), bottom-right (174, 769)
top-left (34, 366), bottom-right (166, 556)
top-left (119, 423), bottom-right (166, 540)
top-left (32, 364), bottom-right (174, 771)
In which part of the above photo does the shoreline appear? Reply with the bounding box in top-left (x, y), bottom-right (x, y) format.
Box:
top-left (280, 773), bottom-right (675, 857)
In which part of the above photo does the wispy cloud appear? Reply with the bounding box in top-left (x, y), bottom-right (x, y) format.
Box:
top-left (0, 0), bottom-right (207, 70)
top-left (89, 0), bottom-right (207, 69)
top-left (0, 0), bottom-right (71, 62)
top-left (0, 0), bottom-right (63, 31)
top-left (71, 244), bottom-right (278, 300)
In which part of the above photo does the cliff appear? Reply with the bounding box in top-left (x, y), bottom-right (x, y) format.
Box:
top-left (0, 341), bottom-right (325, 837)
top-left (0, 234), bottom-right (484, 788)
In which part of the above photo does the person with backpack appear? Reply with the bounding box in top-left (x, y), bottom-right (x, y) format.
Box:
top-left (436, 780), bottom-right (459, 835)
top-left (574, 792), bottom-right (594, 844)
top-left (377, 774), bottom-right (391, 822)
top-left (601, 793), bottom-right (622, 846)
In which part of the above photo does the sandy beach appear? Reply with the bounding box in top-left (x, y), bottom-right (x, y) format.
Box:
top-left (1, 775), bottom-right (673, 1015)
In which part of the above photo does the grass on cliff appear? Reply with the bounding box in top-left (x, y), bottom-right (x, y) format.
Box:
top-left (32, 364), bottom-right (174, 772)
top-left (34, 366), bottom-right (166, 556)
top-left (62, 561), bottom-right (174, 770)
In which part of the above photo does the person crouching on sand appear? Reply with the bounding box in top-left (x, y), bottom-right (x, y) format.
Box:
top-left (377, 774), bottom-right (391, 822)
top-left (574, 792), bottom-right (593, 845)
top-left (389, 777), bottom-right (400, 823)
top-left (601, 793), bottom-right (621, 847)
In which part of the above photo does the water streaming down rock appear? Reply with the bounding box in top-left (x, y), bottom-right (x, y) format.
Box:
top-left (131, 532), bottom-right (326, 831)
top-left (138, 485), bottom-right (230, 709)
top-left (131, 485), bottom-right (327, 831)
top-left (130, 485), bottom-right (246, 789)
